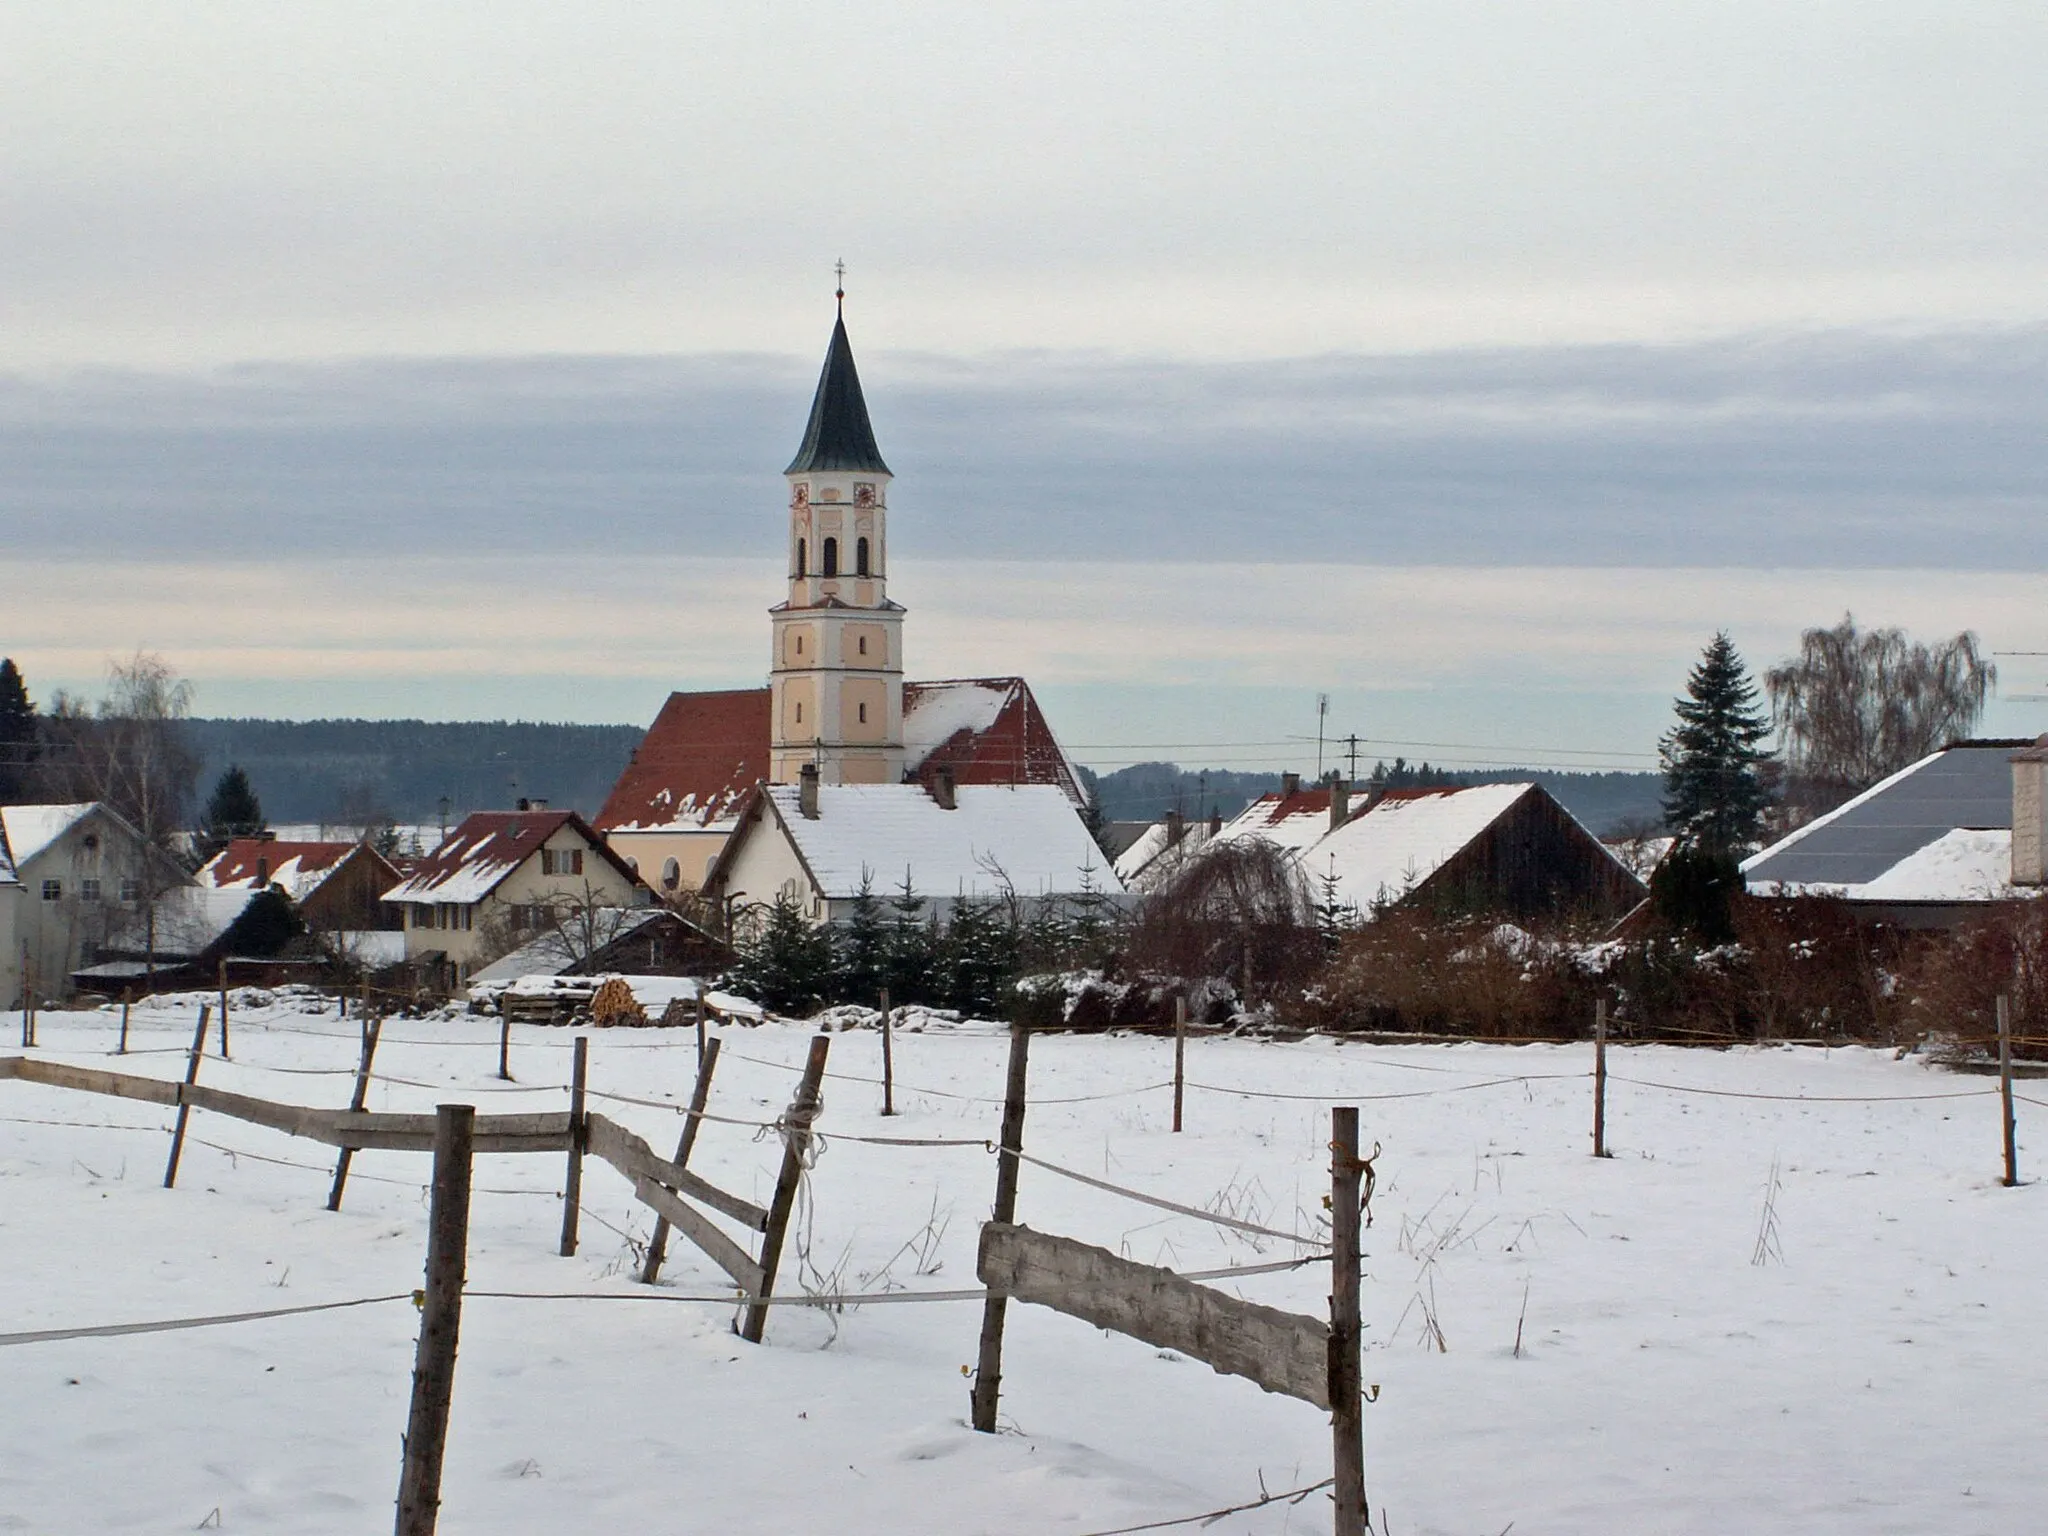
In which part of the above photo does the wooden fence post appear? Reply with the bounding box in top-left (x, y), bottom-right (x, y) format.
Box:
top-left (1330, 1106), bottom-right (1367, 1536)
top-left (19, 951), bottom-right (34, 1048)
top-left (971, 1023), bottom-right (1032, 1433)
top-left (328, 1015), bottom-right (385, 1211)
top-left (695, 990), bottom-right (707, 1070)
top-left (218, 961), bottom-right (231, 1058)
top-left (641, 1037), bottom-right (723, 1285)
top-left (740, 1033), bottom-right (831, 1343)
top-left (880, 987), bottom-right (896, 1117)
top-left (163, 1006), bottom-right (212, 1189)
top-left (395, 1104), bottom-right (475, 1536)
top-left (1172, 995), bottom-right (1186, 1133)
top-left (559, 1036), bottom-right (589, 1257)
top-left (1999, 994), bottom-right (2018, 1188)
top-left (497, 1014), bottom-right (512, 1083)
top-left (1593, 997), bottom-right (1610, 1159)
top-left (118, 994), bottom-right (132, 1055)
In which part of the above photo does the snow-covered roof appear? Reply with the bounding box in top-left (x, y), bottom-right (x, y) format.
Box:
top-left (0, 817), bottom-right (14, 886)
top-left (1204, 782), bottom-right (1603, 913)
top-left (467, 907), bottom-right (673, 984)
top-left (1741, 738), bottom-right (2048, 905)
top-left (198, 839), bottom-right (365, 900)
top-left (331, 929), bottom-right (408, 969)
top-left (0, 803), bottom-right (99, 867)
top-left (751, 783), bottom-right (1121, 902)
top-left (386, 810), bottom-right (636, 905)
top-left (903, 678), bottom-right (1089, 807)
top-left (102, 886), bottom-right (257, 959)
top-left (1114, 819), bottom-right (1219, 892)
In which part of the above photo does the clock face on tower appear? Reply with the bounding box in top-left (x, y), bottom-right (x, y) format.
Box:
top-left (854, 482), bottom-right (876, 509)
top-left (792, 484), bottom-right (809, 508)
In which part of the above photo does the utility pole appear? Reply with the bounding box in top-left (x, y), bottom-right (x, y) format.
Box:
top-left (1345, 733), bottom-right (1362, 780)
top-left (1316, 694), bottom-right (1330, 778)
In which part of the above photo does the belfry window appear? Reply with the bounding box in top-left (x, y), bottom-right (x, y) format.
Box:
top-left (795, 538), bottom-right (806, 577)
top-left (856, 537), bottom-right (870, 576)
top-left (822, 537), bottom-right (839, 577)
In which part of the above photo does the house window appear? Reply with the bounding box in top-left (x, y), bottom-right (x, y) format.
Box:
top-left (661, 857), bottom-right (681, 890)
top-left (541, 848), bottom-right (584, 876)
top-left (41, 879), bottom-right (61, 902)
top-left (80, 878), bottom-right (102, 902)
top-left (795, 537), bottom-right (806, 577)
top-left (822, 537), bottom-right (839, 577)
top-left (457, 905), bottom-right (473, 931)
top-left (414, 906), bottom-right (434, 929)
top-left (856, 537), bottom-right (870, 576)
top-left (120, 878), bottom-right (141, 903)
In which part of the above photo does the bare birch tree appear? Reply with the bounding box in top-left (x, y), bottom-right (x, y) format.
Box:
top-left (1765, 614), bottom-right (1996, 815)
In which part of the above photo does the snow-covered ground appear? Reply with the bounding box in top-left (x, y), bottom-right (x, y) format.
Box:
top-left (2, 992), bottom-right (2041, 1535)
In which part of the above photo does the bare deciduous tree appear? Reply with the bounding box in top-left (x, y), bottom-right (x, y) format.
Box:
top-left (1126, 839), bottom-right (1321, 1004)
top-left (1765, 614), bottom-right (1996, 815)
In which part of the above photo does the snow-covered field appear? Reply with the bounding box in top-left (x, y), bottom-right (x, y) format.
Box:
top-left (2, 992), bottom-right (2041, 1535)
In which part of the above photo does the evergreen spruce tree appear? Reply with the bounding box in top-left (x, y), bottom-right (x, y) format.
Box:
top-left (1659, 632), bottom-right (1775, 855)
top-left (834, 872), bottom-right (889, 1006)
top-left (726, 892), bottom-right (836, 1015)
top-left (1314, 856), bottom-right (1352, 948)
top-left (216, 886), bottom-right (306, 958)
top-left (883, 872), bottom-right (938, 1006)
top-left (202, 764), bottom-right (268, 848)
top-left (0, 659), bottom-right (38, 803)
top-left (939, 896), bottom-right (1021, 1018)
top-left (1065, 863), bottom-right (1121, 971)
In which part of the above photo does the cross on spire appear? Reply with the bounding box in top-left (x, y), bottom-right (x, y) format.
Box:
top-left (834, 259), bottom-right (846, 314)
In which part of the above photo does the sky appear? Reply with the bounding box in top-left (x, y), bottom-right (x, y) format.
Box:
top-left (5, 2), bottom-right (2045, 772)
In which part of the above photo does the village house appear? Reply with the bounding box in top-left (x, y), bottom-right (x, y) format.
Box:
top-left (1, 802), bottom-right (193, 999)
top-left (1743, 735), bottom-right (2048, 928)
top-left (707, 764), bottom-right (1121, 928)
top-left (1184, 773), bottom-right (1644, 923)
top-left (197, 837), bottom-right (403, 934)
top-left (382, 807), bottom-right (649, 987)
top-left (0, 821), bottom-right (21, 1008)
top-left (594, 302), bottom-right (1091, 896)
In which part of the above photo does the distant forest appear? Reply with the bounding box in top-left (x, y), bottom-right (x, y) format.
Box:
top-left (185, 721), bottom-right (1664, 840)
top-left (184, 719), bottom-right (642, 828)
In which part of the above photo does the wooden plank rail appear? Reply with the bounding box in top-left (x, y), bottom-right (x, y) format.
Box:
top-left (632, 1175), bottom-right (765, 1294)
top-left (977, 1222), bottom-right (1332, 1410)
top-left (1, 1055), bottom-right (572, 1153)
top-left (585, 1113), bottom-right (769, 1232)
top-left (6, 1056), bottom-right (182, 1106)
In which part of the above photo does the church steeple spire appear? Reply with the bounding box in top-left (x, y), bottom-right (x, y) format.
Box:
top-left (785, 286), bottom-right (890, 475)
top-left (769, 295), bottom-right (905, 788)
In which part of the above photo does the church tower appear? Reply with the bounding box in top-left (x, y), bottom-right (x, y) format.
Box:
top-left (768, 295), bottom-right (907, 786)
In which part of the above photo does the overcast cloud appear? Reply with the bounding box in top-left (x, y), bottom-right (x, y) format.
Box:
top-left (3, 3), bottom-right (2043, 758)
top-left (6, 326), bottom-right (2047, 571)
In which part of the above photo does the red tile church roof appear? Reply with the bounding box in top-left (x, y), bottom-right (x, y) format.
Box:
top-left (595, 677), bottom-right (1086, 833)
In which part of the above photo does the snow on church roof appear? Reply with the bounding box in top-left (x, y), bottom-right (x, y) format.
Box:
top-left (754, 783), bottom-right (1119, 903)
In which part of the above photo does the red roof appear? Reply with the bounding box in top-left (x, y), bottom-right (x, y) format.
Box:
top-left (1239, 785), bottom-right (1458, 828)
top-left (597, 676), bottom-right (1086, 832)
top-left (904, 678), bottom-right (1086, 805)
top-left (595, 688), bottom-right (773, 832)
top-left (386, 810), bottom-right (642, 903)
top-left (199, 839), bottom-right (357, 891)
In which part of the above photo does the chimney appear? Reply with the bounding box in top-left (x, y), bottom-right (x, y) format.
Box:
top-left (515, 797), bottom-right (531, 812)
top-left (528, 797), bottom-right (548, 811)
top-left (798, 762), bottom-right (821, 820)
top-left (2014, 735), bottom-right (2048, 886)
top-left (1164, 809), bottom-right (1185, 846)
top-left (255, 856), bottom-right (270, 886)
top-left (1281, 771), bottom-right (1301, 798)
top-left (1329, 774), bottom-right (1351, 832)
top-left (1208, 810), bottom-right (1222, 836)
top-left (932, 765), bottom-right (957, 811)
